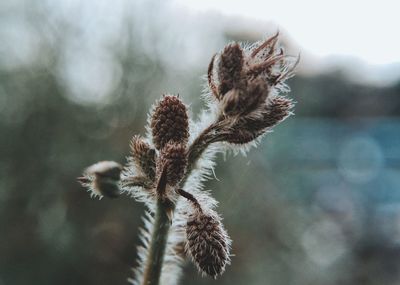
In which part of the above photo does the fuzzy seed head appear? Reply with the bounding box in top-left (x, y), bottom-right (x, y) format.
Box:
top-left (157, 142), bottom-right (187, 187)
top-left (130, 135), bottom-right (156, 181)
top-left (186, 212), bottom-right (230, 278)
top-left (151, 95), bottom-right (189, 150)
top-left (78, 161), bottom-right (122, 198)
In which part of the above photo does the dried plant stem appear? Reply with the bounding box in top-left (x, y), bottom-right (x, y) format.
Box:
top-left (142, 199), bottom-right (173, 285)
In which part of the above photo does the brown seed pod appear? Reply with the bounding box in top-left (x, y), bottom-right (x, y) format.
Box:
top-left (209, 34), bottom-right (297, 121)
top-left (156, 142), bottom-right (187, 187)
top-left (221, 78), bottom-right (270, 116)
top-left (151, 95), bottom-right (189, 150)
top-left (78, 161), bottom-right (122, 198)
top-left (218, 43), bottom-right (245, 97)
top-left (220, 96), bottom-right (293, 144)
top-left (242, 77), bottom-right (270, 114)
top-left (130, 135), bottom-right (156, 181)
top-left (185, 212), bottom-right (230, 278)
top-left (220, 89), bottom-right (241, 116)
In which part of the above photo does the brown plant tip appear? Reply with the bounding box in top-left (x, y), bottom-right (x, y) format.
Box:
top-left (186, 212), bottom-right (230, 278)
top-left (220, 96), bottom-right (294, 145)
top-left (79, 161), bottom-right (122, 198)
top-left (208, 33), bottom-right (298, 118)
top-left (156, 142), bottom-right (188, 187)
top-left (243, 77), bottom-right (270, 113)
top-left (221, 77), bottom-right (269, 116)
top-left (250, 30), bottom-right (279, 58)
top-left (130, 135), bottom-right (156, 181)
top-left (151, 95), bottom-right (189, 150)
top-left (264, 96), bottom-right (294, 125)
top-left (217, 43), bottom-right (245, 97)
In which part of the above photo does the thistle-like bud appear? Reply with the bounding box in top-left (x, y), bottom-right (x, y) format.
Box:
top-left (222, 96), bottom-right (293, 144)
top-left (156, 142), bottom-right (187, 187)
top-left (78, 161), bottom-right (122, 198)
top-left (130, 135), bottom-right (156, 181)
top-left (185, 211), bottom-right (230, 278)
top-left (151, 95), bottom-right (189, 150)
top-left (220, 89), bottom-right (241, 116)
top-left (261, 96), bottom-right (294, 128)
top-left (242, 77), bottom-right (270, 114)
top-left (221, 78), bottom-right (269, 116)
top-left (208, 33), bottom-right (298, 118)
top-left (218, 43), bottom-right (245, 98)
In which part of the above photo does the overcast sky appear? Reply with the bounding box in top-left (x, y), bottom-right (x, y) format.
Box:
top-left (173, 0), bottom-right (400, 66)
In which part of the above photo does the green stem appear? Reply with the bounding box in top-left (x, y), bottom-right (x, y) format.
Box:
top-left (142, 199), bottom-right (172, 285)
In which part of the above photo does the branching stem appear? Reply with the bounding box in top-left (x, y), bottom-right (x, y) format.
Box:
top-left (141, 119), bottom-right (224, 285)
top-left (176, 188), bottom-right (203, 213)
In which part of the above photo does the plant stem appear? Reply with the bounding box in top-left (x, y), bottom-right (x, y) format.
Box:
top-left (142, 199), bottom-right (172, 285)
top-left (141, 120), bottom-right (224, 285)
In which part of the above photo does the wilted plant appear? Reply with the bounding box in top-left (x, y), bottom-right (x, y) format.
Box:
top-left (78, 32), bottom-right (298, 285)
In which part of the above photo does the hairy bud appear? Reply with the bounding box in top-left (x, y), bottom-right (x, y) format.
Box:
top-left (186, 212), bottom-right (230, 278)
top-left (218, 43), bottom-right (245, 97)
top-left (78, 161), bottom-right (122, 198)
top-left (222, 96), bottom-right (293, 144)
top-left (262, 96), bottom-right (294, 128)
top-left (243, 77), bottom-right (270, 114)
top-left (221, 78), bottom-right (270, 116)
top-left (208, 33), bottom-right (298, 124)
top-left (220, 89), bottom-right (241, 116)
top-left (130, 135), bottom-right (156, 181)
top-left (157, 142), bottom-right (187, 187)
top-left (151, 95), bottom-right (189, 150)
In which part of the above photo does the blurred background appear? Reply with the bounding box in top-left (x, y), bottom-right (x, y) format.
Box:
top-left (1, 0), bottom-right (400, 284)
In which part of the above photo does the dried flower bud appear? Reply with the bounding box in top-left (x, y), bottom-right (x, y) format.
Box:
top-left (242, 77), bottom-right (270, 114)
top-left (186, 212), bottom-right (230, 278)
top-left (156, 142), bottom-right (187, 187)
top-left (208, 33), bottom-right (298, 120)
top-left (218, 43), bottom-right (245, 97)
top-left (78, 161), bottom-right (122, 198)
top-left (130, 135), bottom-right (156, 181)
top-left (220, 89), bottom-right (241, 116)
top-left (262, 96), bottom-right (293, 128)
top-left (151, 95), bottom-right (189, 150)
top-left (221, 78), bottom-right (270, 116)
top-left (221, 96), bottom-right (293, 144)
